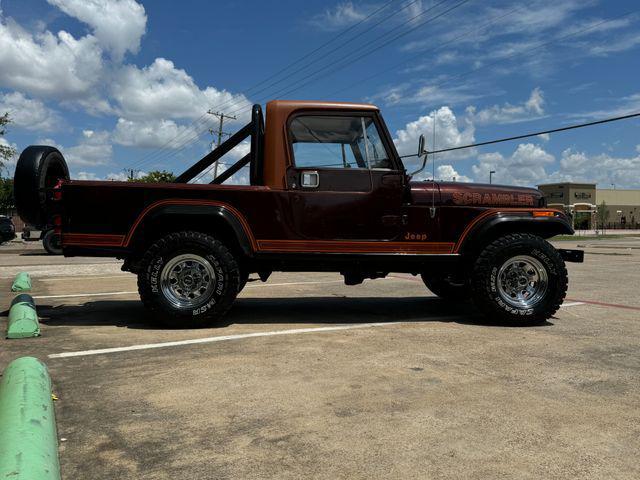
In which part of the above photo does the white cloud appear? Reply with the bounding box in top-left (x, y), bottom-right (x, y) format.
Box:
top-left (112, 58), bottom-right (251, 122)
top-left (0, 16), bottom-right (104, 99)
top-left (436, 164), bottom-right (471, 182)
top-left (63, 129), bottom-right (112, 167)
top-left (393, 106), bottom-right (475, 161)
top-left (46, 0), bottom-right (146, 60)
top-left (471, 143), bottom-right (555, 186)
top-left (466, 88), bottom-right (545, 126)
top-left (569, 92), bottom-right (640, 120)
top-left (75, 170), bottom-right (145, 181)
top-left (553, 148), bottom-right (640, 188)
top-left (494, 0), bottom-right (595, 35)
top-left (75, 171), bottom-right (99, 180)
top-left (0, 92), bottom-right (61, 131)
top-left (587, 31), bottom-right (640, 56)
top-left (113, 118), bottom-right (197, 149)
top-left (376, 82), bottom-right (480, 108)
top-left (309, 2), bottom-right (372, 30)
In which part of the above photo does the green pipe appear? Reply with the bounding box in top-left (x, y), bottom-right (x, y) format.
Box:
top-left (0, 357), bottom-right (60, 480)
top-left (7, 294), bottom-right (40, 339)
top-left (11, 272), bottom-right (32, 292)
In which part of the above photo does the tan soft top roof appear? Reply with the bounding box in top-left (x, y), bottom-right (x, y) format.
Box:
top-left (266, 100), bottom-right (379, 113)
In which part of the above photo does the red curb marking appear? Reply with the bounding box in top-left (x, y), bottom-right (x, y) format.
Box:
top-left (565, 298), bottom-right (640, 312)
top-left (390, 275), bottom-right (640, 312)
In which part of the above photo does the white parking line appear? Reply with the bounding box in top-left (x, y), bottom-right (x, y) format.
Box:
top-left (33, 291), bottom-right (138, 300)
top-left (560, 302), bottom-right (585, 308)
top-left (48, 322), bottom-right (402, 358)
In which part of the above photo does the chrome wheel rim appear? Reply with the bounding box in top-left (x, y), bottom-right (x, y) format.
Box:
top-left (496, 255), bottom-right (548, 309)
top-left (160, 254), bottom-right (216, 309)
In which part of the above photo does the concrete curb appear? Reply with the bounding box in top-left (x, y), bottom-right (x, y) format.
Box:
top-left (0, 357), bottom-right (60, 480)
top-left (11, 272), bottom-right (32, 292)
top-left (7, 294), bottom-right (40, 339)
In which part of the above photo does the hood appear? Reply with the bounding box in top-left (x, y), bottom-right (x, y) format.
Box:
top-left (410, 181), bottom-right (544, 207)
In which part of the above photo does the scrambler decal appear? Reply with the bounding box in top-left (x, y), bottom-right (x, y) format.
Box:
top-left (452, 192), bottom-right (535, 207)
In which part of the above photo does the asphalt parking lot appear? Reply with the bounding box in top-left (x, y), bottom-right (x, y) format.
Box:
top-left (1, 238), bottom-right (639, 480)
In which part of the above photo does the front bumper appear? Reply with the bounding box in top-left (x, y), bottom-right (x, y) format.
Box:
top-left (558, 249), bottom-right (584, 263)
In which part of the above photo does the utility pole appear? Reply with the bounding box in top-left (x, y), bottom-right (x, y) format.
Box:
top-left (207, 110), bottom-right (236, 179)
top-left (489, 170), bottom-right (496, 184)
top-left (123, 168), bottom-right (141, 181)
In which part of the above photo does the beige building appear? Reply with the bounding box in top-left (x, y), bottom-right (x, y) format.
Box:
top-left (537, 182), bottom-right (640, 230)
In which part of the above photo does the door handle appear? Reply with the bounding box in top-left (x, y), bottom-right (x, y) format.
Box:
top-left (301, 170), bottom-right (319, 188)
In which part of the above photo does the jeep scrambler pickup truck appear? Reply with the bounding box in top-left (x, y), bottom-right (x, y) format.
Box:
top-left (14, 100), bottom-right (583, 327)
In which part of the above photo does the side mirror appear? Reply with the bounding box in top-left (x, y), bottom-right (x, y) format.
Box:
top-left (417, 134), bottom-right (427, 157)
top-left (409, 134), bottom-right (429, 177)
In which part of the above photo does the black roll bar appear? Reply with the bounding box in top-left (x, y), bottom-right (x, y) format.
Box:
top-left (175, 104), bottom-right (264, 185)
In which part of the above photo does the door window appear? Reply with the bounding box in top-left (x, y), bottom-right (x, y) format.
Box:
top-left (289, 115), bottom-right (392, 170)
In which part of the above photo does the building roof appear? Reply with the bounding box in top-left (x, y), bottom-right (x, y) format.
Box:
top-left (537, 182), bottom-right (596, 188)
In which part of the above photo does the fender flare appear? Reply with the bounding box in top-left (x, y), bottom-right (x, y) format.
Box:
top-left (125, 201), bottom-right (256, 255)
top-left (456, 210), bottom-right (573, 255)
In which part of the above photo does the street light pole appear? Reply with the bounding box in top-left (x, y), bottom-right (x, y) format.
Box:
top-left (489, 170), bottom-right (496, 184)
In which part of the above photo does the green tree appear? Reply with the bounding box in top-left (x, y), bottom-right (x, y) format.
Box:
top-left (0, 177), bottom-right (13, 215)
top-left (132, 170), bottom-right (176, 183)
top-left (596, 200), bottom-right (609, 233)
top-left (0, 112), bottom-right (17, 174)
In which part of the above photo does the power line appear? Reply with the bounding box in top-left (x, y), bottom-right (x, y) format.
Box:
top-left (246, 0), bottom-right (423, 102)
top-left (128, 0), bottom-right (402, 171)
top-left (403, 8), bottom-right (640, 114)
top-left (136, 0), bottom-right (460, 170)
top-left (400, 111), bottom-right (640, 157)
top-left (225, 0), bottom-right (467, 118)
top-left (326, 3), bottom-right (524, 98)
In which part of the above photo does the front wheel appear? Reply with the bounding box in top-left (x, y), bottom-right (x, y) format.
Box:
top-left (471, 233), bottom-right (567, 325)
top-left (138, 231), bottom-right (240, 328)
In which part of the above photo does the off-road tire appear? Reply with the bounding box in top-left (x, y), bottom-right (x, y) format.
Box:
top-left (138, 231), bottom-right (240, 328)
top-left (470, 233), bottom-right (567, 325)
top-left (42, 229), bottom-right (62, 255)
top-left (238, 270), bottom-right (249, 293)
top-left (421, 273), bottom-right (470, 300)
top-left (14, 146), bottom-right (69, 227)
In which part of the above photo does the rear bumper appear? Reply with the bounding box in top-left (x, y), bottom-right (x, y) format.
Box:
top-left (558, 248), bottom-right (584, 263)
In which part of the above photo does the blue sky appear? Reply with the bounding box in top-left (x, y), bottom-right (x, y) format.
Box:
top-left (1, 0), bottom-right (639, 187)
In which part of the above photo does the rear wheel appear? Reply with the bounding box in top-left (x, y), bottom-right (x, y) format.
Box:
top-left (138, 231), bottom-right (240, 328)
top-left (42, 229), bottom-right (62, 255)
top-left (470, 233), bottom-right (567, 325)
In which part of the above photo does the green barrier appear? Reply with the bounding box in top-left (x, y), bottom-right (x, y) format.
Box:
top-left (11, 272), bottom-right (32, 292)
top-left (7, 294), bottom-right (40, 339)
top-left (0, 357), bottom-right (60, 480)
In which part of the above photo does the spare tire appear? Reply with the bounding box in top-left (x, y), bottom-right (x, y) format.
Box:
top-left (13, 146), bottom-right (69, 227)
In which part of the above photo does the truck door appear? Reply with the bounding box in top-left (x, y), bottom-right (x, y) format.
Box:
top-left (285, 113), bottom-right (405, 241)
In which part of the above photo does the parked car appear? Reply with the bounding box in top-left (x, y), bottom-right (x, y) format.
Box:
top-left (0, 215), bottom-right (16, 243)
top-left (22, 225), bottom-right (62, 255)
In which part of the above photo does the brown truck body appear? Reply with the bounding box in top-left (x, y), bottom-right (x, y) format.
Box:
top-left (14, 100), bottom-right (582, 326)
